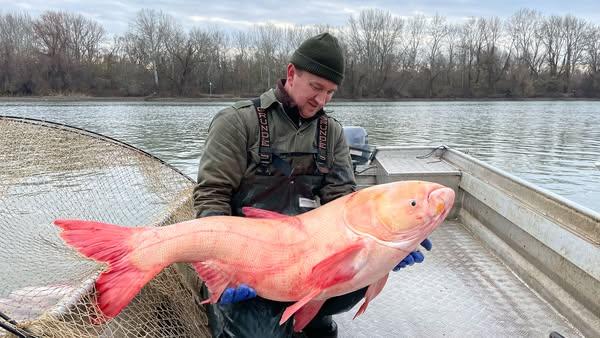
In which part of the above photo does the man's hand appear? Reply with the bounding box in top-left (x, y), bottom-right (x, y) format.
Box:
top-left (392, 238), bottom-right (432, 271)
top-left (218, 284), bottom-right (257, 305)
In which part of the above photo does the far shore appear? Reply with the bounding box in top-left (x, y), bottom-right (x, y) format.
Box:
top-left (0, 95), bottom-right (599, 103)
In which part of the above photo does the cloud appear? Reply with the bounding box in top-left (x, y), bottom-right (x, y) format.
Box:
top-left (189, 15), bottom-right (254, 27)
top-left (1, 0), bottom-right (598, 37)
top-left (188, 15), bottom-right (296, 30)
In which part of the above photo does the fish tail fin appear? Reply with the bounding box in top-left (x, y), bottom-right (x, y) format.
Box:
top-left (54, 219), bottom-right (163, 320)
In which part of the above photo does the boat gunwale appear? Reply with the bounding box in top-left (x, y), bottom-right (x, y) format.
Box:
top-left (375, 145), bottom-right (600, 223)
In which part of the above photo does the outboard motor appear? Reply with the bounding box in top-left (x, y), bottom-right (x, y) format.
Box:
top-left (342, 126), bottom-right (376, 171)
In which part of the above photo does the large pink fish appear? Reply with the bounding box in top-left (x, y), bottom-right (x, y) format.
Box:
top-left (55, 180), bottom-right (454, 331)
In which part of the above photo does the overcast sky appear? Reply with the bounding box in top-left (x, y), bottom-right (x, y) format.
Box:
top-left (2, 0), bottom-right (599, 36)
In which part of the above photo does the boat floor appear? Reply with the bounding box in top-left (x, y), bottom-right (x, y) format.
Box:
top-left (335, 220), bottom-right (583, 337)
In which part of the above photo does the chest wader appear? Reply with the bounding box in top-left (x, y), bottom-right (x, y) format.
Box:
top-left (231, 98), bottom-right (331, 217)
top-left (207, 99), bottom-right (367, 338)
top-left (207, 99), bottom-right (330, 338)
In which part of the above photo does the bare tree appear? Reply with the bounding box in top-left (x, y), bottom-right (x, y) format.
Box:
top-left (586, 25), bottom-right (600, 74)
top-left (32, 11), bottom-right (74, 91)
top-left (374, 13), bottom-right (403, 95)
top-left (67, 14), bottom-right (105, 63)
top-left (444, 23), bottom-right (461, 89)
top-left (472, 18), bottom-right (489, 86)
top-left (0, 12), bottom-right (35, 94)
top-left (102, 35), bottom-right (124, 75)
top-left (457, 18), bottom-right (477, 94)
top-left (33, 12), bottom-right (68, 59)
top-left (347, 9), bottom-right (404, 96)
top-left (541, 15), bottom-right (566, 78)
top-left (507, 9), bottom-right (545, 77)
top-left (425, 14), bottom-right (449, 97)
top-left (347, 14), bottom-right (374, 96)
top-left (402, 15), bottom-right (426, 72)
top-left (253, 24), bottom-right (284, 90)
top-left (231, 30), bottom-right (252, 95)
top-left (125, 9), bottom-right (173, 93)
top-left (481, 16), bottom-right (507, 92)
top-left (208, 28), bottom-right (228, 93)
top-left (163, 24), bottom-right (201, 96)
top-left (562, 15), bottom-right (589, 83)
top-left (3, 8), bottom-right (600, 98)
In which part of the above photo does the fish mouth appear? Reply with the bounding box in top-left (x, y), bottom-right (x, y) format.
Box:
top-left (428, 186), bottom-right (455, 218)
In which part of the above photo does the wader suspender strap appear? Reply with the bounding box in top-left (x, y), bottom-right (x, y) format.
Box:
top-left (252, 97), bottom-right (330, 175)
top-left (252, 98), bottom-right (272, 175)
top-left (316, 115), bottom-right (330, 174)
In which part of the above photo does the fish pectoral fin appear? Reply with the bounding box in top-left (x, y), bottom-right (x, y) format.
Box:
top-left (280, 288), bottom-right (321, 326)
top-left (193, 261), bottom-right (233, 304)
top-left (309, 241), bottom-right (366, 289)
top-left (292, 299), bottom-right (327, 332)
top-left (353, 273), bottom-right (389, 319)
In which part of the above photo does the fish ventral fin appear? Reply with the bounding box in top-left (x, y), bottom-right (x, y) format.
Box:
top-left (292, 299), bottom-right (327, 332)
top-left (353, 273), bottom-right (389, 319)
top-left (193, 261), bottom-right (234, 304)
top-left (280, 289), bottom-right (321, 327)
top-left (280, 242), bottom-right (366, 329)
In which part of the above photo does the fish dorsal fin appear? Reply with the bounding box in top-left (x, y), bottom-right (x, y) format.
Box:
top-left (241, 207), bottom-right (290, 219)
top-left (241, 207), bottom-right (305, 231)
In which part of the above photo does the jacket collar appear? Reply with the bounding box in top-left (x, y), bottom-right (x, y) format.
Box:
top-left (259, 80), bottom-right (326, 120)
top-left (258, 88), bottom-right (279, 110)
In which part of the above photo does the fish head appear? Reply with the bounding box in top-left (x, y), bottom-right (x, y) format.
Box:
top-left (345, 181), bottom-right (455, 250)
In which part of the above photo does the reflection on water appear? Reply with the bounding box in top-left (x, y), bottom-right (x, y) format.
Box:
top-left (1, 100), bottom-right (599, 211)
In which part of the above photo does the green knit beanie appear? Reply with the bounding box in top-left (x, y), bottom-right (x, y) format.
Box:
top-left (290, 32), bottom-right (344, 85)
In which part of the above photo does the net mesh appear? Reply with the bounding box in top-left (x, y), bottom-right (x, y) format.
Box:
top-left (0, 116), bottom-right (211, 337)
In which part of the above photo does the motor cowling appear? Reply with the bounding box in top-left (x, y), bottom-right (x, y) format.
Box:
top-left (342, 126), bottom-right (375, 171)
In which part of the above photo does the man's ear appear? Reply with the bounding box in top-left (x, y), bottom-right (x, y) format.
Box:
top-left (286, 63), bottom-right (295, 85)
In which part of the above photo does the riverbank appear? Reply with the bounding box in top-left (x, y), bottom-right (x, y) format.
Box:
top-left (1, 95), bottom-right (599, 103)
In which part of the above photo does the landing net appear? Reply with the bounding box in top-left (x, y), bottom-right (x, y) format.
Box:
top-left (0, 116), bottom-right (211, 337)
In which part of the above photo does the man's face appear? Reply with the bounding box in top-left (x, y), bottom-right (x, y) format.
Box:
top-left (287, 64), bottom-right (338, 119)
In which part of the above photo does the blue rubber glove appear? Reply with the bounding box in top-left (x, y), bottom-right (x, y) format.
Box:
top-left (218, 284), bottom-right (257, 304)
top-left (393, 238), bottom-right (432, 271)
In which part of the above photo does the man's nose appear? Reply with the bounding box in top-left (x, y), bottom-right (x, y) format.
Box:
top-left (314, 91), bottom-right (327, 106)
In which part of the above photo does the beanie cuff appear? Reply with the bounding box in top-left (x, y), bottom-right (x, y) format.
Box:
top-left (291, 51), bottom-right (343, 85)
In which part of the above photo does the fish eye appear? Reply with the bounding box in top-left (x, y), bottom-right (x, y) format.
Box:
top-left (410, 200), bottom-right (417, 207)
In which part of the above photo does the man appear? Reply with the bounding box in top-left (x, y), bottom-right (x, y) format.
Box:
top-left (193, 32), bottom-right (431, 338)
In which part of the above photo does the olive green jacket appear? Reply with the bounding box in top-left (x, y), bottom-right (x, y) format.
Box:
top-left (193, 88), bottom-right (356, 218)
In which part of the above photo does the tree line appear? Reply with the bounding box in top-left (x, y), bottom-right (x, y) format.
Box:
top-left (1, 8), bottom-right (599, 98)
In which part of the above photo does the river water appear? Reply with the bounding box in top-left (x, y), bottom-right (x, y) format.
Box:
top-left (1, 99), bottom-right (599, 212)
